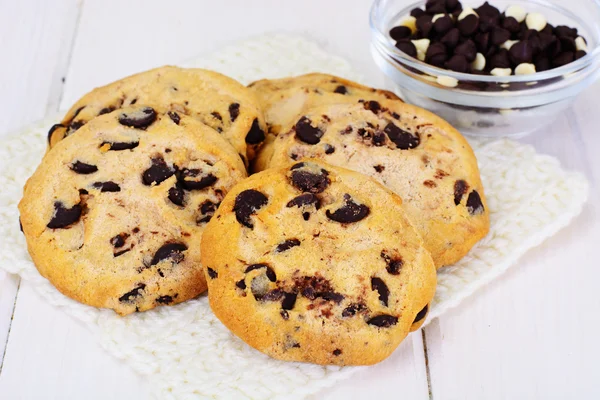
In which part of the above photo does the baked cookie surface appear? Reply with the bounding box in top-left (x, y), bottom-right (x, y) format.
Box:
top-left (249, 73), bottom-right (401, 171)
top-left (201, 160), bottom-right (435, 365)
top-left (49, 66), bottom-right (266, 164)
top-left (20, 107), bottom-right (246, 315)
top-left (262, 101), bottom-right (490, 267)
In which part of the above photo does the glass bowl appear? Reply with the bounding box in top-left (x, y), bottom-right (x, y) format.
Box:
top-left (370, 0), bottom-right (600, 137)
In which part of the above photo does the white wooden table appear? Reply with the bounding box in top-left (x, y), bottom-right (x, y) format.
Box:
top-left (1, 1), bottom-right (598, 399)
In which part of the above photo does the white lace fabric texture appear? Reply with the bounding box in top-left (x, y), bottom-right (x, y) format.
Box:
top-left (0, 35), bottom-right (589, 399)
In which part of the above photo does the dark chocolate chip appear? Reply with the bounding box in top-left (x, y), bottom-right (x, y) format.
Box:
top-left (245, 118), bottom-right (265, 144)
top-left (47, 124), bottom-right (65, 144)
top-left (384, 123), bottom-right (420, 149)
top-left (454, 39), bottom-right (477, 62)
top-left (395, 40), bottom-right (418, 58)
top-left (321, 291), bottom-right (345, 303)
top-left (294, 116), bottom-right (323, 145)
top-left (168, 111), bottom-right (180, 125)
top-left (446, 0), bottom-right (460, 11)
top-left (491, 27), bottom-right (511, 46)
top-left (425, 0), bottom-right (446, 14)
top-left (575, 50), bottom-right (587, 60)
top-left (68, 120), bottom-right (84, 133)
top-left (326, 194), bottom-right (370, 223)
top-left (445, 54), bottom-right (468, 72)
top-left (367, 314), bottom-right (398, 327)
top-left (381, 251), bottom-right (403, 275)
top-left (453, 179), bottom-right (469, 205)
top-left (333, 84), bottom-right (348, 94)
top-left (414, 304), bottom-right (429, 323)
top-left (458, 14), bottom-right (479, 36)
top-left (282, 292), bottom-right (297, 310)
top-left (476, 1), bottom-right (500, 17)
top-left (434, 15), bottom-right (454, 35)
top-left (207, 267), bottom-right (218, 279)
top-left (371, 277), bottom-right (390, 307)
top-left (416, 14), bottom-right (434, 38)
top-left (119, 284), bottom-right (146, 303)
top-left (211, 111), bottom-right (223, 121)
top-left (438, 29), bottom-right (458, 51)
top-left (290, 169), bottom-right (330, 194)
top-left (245, 264), bottom-right (277, 282)
top-left (275, 239), bottom-right (301, 253)
top-left (488, 48), bottom-right (511, 69)
top-left (555, 25), bottom-right (577, 38)
top-left (466, 190), bottom-right (485, 215)
top-left (502, 16), bottom-right (521, 33)
top-left (535, 57), bottom-right (551, 72)
top-left (286, 193), bottom-right (320, 209)
top-left (70, 161), bottom-right (98, 174)
top-left (342, 303), bottom-right (367, 317)
top-left (47, 202), bottom-right (82, 229)
top-left (236, 279), bottom-right (247, 290)
top-left (374, 165), bottom-right (385, 173)
top-left (333, 349), bottom-right (342, 356)
top-left (177, 170), bottom-right (217, 191)
top-left (150, 242), bottom-right (187, 265)
top-left (229, 103), bottom-right (240, 122)
top-left (509, 40), bottom-right (533, 64)
top-left (363, 100), bottom-right (382, 114)
top-left (554, 51), bottom-right (574, 67)
top-left (110, 233), bottom-right (126, 248)
top-left (410, 7), bottom-right (425, 18)
top-left (156, 295), bottom-right (173, 304)
top-left (372, 131), bottom-right (387, 146)
top-left (118, 107), bottom-right (157, 129)
top-left (101, 141), bottom-right (139, 151)
top-left (168, 186), bottom-right (185, 206)
top-left (559, 36), bottom-right (577, 53)
top-left (98, 106), bottom-right (116, 116)
top-left (474, 32), bottom-right (490, 53)
top-left (478, 14), bottom-right (499, 33)
top-left (142, 157), bottom-right (174, 186)
top-left (390, 26), bottom-right (412, 41)
top-left (234, 189), bottom-right (268, 228)
top-left (426, 42), bottom-right (448, 66)
top-left (197, 200), bottom-right (217, 224)
top-left (92, 181), bottom-right (121, 192)
top-left (324, 144), bottom-right (335, 154)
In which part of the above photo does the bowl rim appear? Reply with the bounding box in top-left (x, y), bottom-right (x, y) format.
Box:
top-left (370, 0), bottom-right (600, 83)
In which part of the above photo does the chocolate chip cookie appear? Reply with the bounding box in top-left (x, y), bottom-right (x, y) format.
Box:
top-left (48, 66), bottom-right (266, 165)
top-left (248, 73), bottom-right (401, 171)
top-left (20, 106), bottom-right (247, 315)
top-left (260, 101), bottom-right (489, 268)
top-left (201, 160), bottom-right (436, 365)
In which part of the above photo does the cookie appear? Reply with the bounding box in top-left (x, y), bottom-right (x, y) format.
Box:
top-left (261, 101), bottom-right (489, 268)
top-left (20, 106), bottom-right (246, 315)
top-left (48, 66), bottom-right (266, 164)
top-left (201, 160), bottom-right (436, 365)
top-left (249, 73), bottom-right (401, 171)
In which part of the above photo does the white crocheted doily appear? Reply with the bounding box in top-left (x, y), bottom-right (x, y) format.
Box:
top-left (0, 34), bottom-right (589, 399)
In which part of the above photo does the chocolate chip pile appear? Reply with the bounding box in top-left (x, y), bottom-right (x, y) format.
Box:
top-left (389, 0), bottom-right (589, 76)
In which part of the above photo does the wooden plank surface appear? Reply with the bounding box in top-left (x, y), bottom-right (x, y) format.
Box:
top-left (0, 0), bottom-right (81, 367)
top-left (1, 0), bottom-right (599, 399)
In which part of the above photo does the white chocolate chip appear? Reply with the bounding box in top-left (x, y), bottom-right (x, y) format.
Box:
top-left (491, 68), bottom-right (512, 76)
top-left (499, 108), bottom-right (514, 116)
top-left (458, 7), bottom-right (478, 21)
top-left (471, 53), bottom-right (486, 71)
top-left (525, 12), bottom-right (547, 31)
top-left (437, 75), bottom-right (458, 87)
top-left (505, 5), bottom-right (526, 23)
top-left (575, 36), bottom-right (588, 52)
top-left (401, 16), bottom-right (417, 33)
top-left (422, 74), bottom-right (437, 82)
top-left (417, 49), bottom-right (426, 61)
top-left (515, 63), bottom-right (536, 75)
top-left (500, 40), bottom-right (519, 50)
top-left (432, 14), bottom-right (445, 23)
top-left (412, 38), bottom-right (431, 54)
